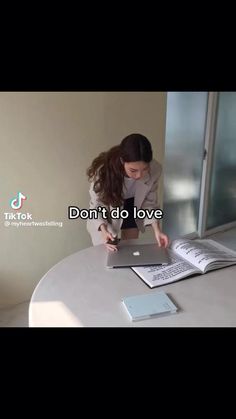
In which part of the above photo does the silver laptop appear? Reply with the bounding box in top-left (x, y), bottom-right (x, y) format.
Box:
top-left (106, 243), bottom-right (169, 268)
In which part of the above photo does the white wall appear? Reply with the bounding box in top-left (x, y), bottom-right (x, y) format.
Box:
top-left (0, 92), bottom-right (167, 307)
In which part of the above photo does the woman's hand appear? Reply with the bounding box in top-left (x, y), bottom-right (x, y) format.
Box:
top-left (154, 231), bottom-right (169, 248)
top-left (100, 224), bottom-right (118, 252)
top-left (151, 222), bottom-right (169, 248)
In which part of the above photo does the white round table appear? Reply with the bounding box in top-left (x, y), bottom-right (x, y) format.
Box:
top-left (29, 239), bottom-right (236, 327)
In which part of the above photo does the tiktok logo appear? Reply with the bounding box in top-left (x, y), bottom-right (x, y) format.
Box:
top-left (10, 192), bottom-right (27, 210)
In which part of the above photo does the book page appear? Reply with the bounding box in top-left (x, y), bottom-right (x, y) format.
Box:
top-left (131, 249), bottom-right (200, 288)
top-left (170, 239), bottom-right (236, 273)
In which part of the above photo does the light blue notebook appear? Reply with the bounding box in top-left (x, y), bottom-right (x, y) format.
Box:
top-left (122, 291), bottom-right (178, 322)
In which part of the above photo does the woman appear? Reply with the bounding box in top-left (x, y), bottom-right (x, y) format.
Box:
top-left (86, 133), bottom-right (169, 251)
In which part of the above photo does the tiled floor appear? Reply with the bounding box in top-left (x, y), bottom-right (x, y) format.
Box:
top-left (1, 227), bottom-right (236, 327)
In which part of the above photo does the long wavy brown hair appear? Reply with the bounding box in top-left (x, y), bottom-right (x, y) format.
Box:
top-left (86, 133), bottom-right (153, 207)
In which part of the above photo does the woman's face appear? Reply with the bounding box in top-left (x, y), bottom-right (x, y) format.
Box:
top-left (123, 161), bottom-right (150, 180)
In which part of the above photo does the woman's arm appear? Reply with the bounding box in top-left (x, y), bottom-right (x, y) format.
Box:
top-left (141, 165), bottom-right (169, 247)
top-left (150, 220), bottom-right (169, 248)
top-left (141, 170), bottom-right (162, 228)
top-left (88, 183), bottom-right (118, 250)
top-left (88, 182), bottom-right (109, 232)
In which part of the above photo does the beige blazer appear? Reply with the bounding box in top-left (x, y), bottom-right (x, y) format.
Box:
top-left (86, 159), bottom-right (162, 245)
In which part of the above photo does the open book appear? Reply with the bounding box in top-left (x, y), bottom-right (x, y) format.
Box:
top-left (131, 239), bottom-right (236, 288)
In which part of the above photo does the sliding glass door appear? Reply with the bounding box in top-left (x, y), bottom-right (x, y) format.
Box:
top-left (163, 91), bottom-right (236, 240)
top-left (163, 92), bottom-right (208, 239)
top-left (206, 92), bottom-right (236, 230)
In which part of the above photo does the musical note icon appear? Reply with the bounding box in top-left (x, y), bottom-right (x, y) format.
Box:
top-left (10, 192), bottom-right (27, 210)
